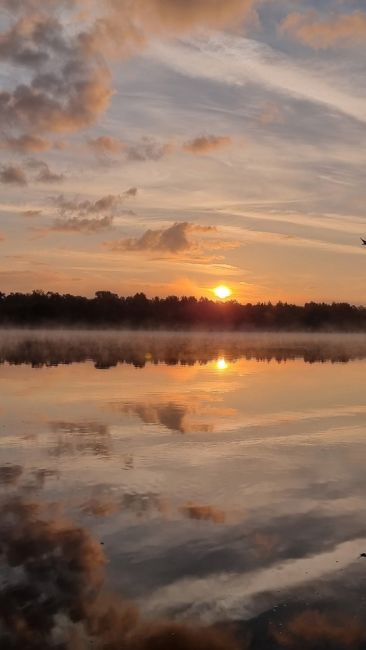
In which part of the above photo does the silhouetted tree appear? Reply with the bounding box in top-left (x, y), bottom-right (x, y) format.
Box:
top-left (0, 290), bottom-right (365, 330)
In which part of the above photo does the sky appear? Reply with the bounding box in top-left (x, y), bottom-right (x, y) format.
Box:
top-left (0, 0), bottom-right (366, 303)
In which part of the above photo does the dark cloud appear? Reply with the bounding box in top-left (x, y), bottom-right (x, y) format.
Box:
top-left (108, 222), bottom-right (217, 254)
top-left (183, 135), bottom-right (232, 154)
top-left (118, 400), bottom-right (213, 434)
top-left (0, 164), bottom-right (27, 185)
top-left (51, 215), bottom-right (113, 233)
top-left (53, 190), bottom-right (136, 217)
top-left (44, 190), bottom-right (137, 235)
top-left (26, 158), bottom-right (64, 183)
top-left (0, 464), bottom-right (23, 485)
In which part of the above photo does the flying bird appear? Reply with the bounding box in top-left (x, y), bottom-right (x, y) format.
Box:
top-left (361, 238), bottom-right (366, 245)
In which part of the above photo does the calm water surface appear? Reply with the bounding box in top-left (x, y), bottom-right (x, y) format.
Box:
top-left (1, 331), bottom-right (366, 648)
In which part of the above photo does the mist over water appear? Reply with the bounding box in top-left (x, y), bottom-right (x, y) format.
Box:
top-left (1, 330), bottom-right (366, 648)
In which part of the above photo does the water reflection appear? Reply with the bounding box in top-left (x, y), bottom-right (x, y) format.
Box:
top-left (0, 330), bottom-right (366, 366)
top-left (0, 332), bottom-right (366, 648)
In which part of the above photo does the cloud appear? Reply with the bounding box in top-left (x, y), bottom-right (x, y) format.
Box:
top-left (22, 209), bottom-right (42, 217)
top-left (0, 134), bottom-right (52, 153)
top-left (180, 502), bottom-right (226, 524)
top-left (81, 496), bottom-right (121, 518)
top-left (126, 137), bottom-right (174, 161)
top-left (124, 186), bottom-right (138, 197)
top-left (0, 0), bottom-right (256, 142)
top-left (27, 158), bottom-right (64, 183)
top-left (42, 190), bottom-right (137, 234)
top-left (51, 215), bottom-right (114, 233)
top-left (0, 464), bottom-right (23, 485)
top-left (148, 33), bottom-right (366, 125)
top-left (88, 135), bottom-right (125, 155)
top-left (280, 11), bottom-right (366, 49)
top-left (0, 8), bottom-right (112, 135)
top-left (83, 0), bottom-right (257, 58)
top-left (273, 610), bottom-right (366, 648)
top-left (88, 134), bottom-right (235, 160)
top-left (0, 164), bottom-right (27, 185)
top-left (0, 495), bottom-right (105, 649)
top-left (257, 101), bottom-right (283, 126)
top-left (87, 136), bottom-right (173, 161)
top-left (0, 494), bottom-right (241, 649)
top-left (54, 190), bottom-right (136, 216)
top-left (49, 420), bottom-right (112, 456)
top-left (118, 400), bottom-right (214, 433)
top-left (183, 135), bottom-right (232, 154)
top-left (108, 222), bottom-right (217, 254)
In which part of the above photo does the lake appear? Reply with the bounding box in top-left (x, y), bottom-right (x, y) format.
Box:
top-left (1, 330), bottom-right (366, 649)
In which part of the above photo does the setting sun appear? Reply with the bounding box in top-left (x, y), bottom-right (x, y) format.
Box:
top-left (213, 285), bottom-right (232, 300)
top-left (216, 357), bottom-right (229, 371)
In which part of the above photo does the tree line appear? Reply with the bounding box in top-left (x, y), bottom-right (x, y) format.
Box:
top-left (0, 290), bottom-right (366, 330)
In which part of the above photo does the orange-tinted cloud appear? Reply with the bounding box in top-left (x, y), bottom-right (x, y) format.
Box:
top-left (281, 10), bottom-right (366, 48)
top-left (84, 0), bottom-right (256, 58)
top-left (88, 135), bottom-right (126, 155)
top-left (183, 135), bottom-right (232, 154)
top-left (180, 502), bottom-right (226, 524)
top-left (0, 0), bottom-right (256, 141)
top-left (273, 610), bottom-right (366, 648)
top-left (22, 209), bottom-right (42, 217)
top-left (0, 134), bottom-right (52, 153)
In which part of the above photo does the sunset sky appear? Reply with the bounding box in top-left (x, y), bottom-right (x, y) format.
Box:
top-left (0, 0), bottom-right (366, 303)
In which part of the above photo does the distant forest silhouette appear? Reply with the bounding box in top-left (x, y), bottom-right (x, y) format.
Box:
top-left (1, 291), bottom-right (366, 330)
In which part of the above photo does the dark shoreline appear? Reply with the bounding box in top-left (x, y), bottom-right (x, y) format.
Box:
top-left (1, 291), bottom-right (366, 331)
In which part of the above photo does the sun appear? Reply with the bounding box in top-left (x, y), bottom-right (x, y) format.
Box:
top-left (213, 285), bottom-right (232, 300)
top-left (216, 357), bottom-right (228, 371)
